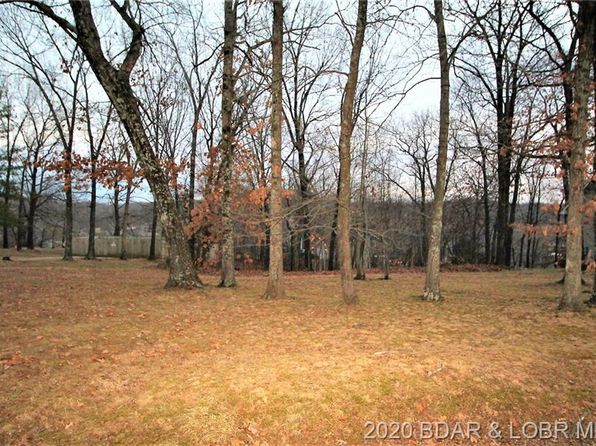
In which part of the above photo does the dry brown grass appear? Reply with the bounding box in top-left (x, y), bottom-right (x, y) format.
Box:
top-left (0, 251), bottom-right (594, 445)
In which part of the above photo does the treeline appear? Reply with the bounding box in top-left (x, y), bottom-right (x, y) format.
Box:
top-left (0, 0), bottom-right (594, 309)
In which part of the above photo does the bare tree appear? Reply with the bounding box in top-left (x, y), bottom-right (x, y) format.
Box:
top-left (422, 0), bottom-right (450, 301)
top-left (220, 0), bottom-right (238, 287)
top-left (559, 1), bottom-right (594, 311)
top-left (263, 0), bottom-right (285, 299)
top-left (337, 0), bottom-right (367, 305)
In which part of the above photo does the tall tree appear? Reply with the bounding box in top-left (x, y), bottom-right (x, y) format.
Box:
top-left (264, 0), bottom-right (285, 299)
top-left (337, 0), bottom-right (367, 304)
top-left (220, 0), bottom-right (238, 287)
top-left (458, 0), bottom-right (532, 266)
top-left (423, 0), bottom-right (450, 301)
top-left (559, 1), bottom-right (594, 311)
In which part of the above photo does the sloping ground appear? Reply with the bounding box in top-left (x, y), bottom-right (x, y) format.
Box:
top-left (0, 258), bottom-right (594, 445)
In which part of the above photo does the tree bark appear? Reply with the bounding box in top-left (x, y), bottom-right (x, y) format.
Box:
top-left (337, 0), bottom-right (367, 304)
top-left (591, 58), bottom-right (596, 306)
top-left (495, 129), bottom-right (512, 266)
top-left (560, 1), bottom-right (594, 311)
top-left (264, 0), bottom-right (285, 299)
top-left (219, 0), bottom-right (237, 288)
top-left (423, 0), bottom-right (450, 301)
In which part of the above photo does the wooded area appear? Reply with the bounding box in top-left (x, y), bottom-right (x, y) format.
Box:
top-left (1, 0), bottom-right (595, 310)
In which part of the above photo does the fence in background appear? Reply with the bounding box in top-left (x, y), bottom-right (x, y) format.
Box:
top-left (72, 236), bottom-right (163, 258)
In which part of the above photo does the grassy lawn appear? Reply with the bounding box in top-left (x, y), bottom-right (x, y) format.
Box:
top-left (0, 252), bottom-right (594, 445)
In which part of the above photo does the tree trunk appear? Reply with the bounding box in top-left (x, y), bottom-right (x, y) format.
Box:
top-left (492, 18), bottom-right (519, 267)
top-left (62, 150), bottom-right (73, 260)
top-left (328, 180), bottom-right (340, 271)
top-left (495, 129), bottom-right (512, 266)
top-left (591, 58), bottom-right (596, 306)
top-left (296, 130), bottom-right (312, 271)
top-left (507, 155), bottom-right (524, 265)
top-left (188, 111), bottom-right (198, 262)
top-left (337, 0), bottom-right (367, 305)
top-left (423, 0), bottom-right (450, 301)
top-left (355, 118), bottom-right (370, 280)
top-left (25, 186), bottom-right (37, 249)
top-left (264, 0), bottom-right (285, 299)
top-left (530, 190), bottom-right (541, 268)
top-left (67, 0), bottom-right (200, 288)
top-left (86, 164), bottom-right (97, 259)
top-left (120, 181), bottom-right (132, 260)
top-left (113, 186), bottom-right (120, 236)
top-left (297, 145), bottom-right (312, 271)
top-left (419, 181), bottom-right (428, 265)
top-left (25, 160), bottom-right (39, 250)
top-left (16, 164), bottom-right (26, 251)
top-left (219, 0), bottom-right (237, 288)
top-left (560, 1), bottom-right (594, 311)
top-left (481, 153), bottom-right (491, 263)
